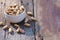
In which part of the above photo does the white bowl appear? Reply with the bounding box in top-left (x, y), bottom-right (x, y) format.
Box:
top-left (4, 10), bottom-right (27, 23)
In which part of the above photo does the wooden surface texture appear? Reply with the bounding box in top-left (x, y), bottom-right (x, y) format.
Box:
top-left (0, 0), bottom-right (60, 40)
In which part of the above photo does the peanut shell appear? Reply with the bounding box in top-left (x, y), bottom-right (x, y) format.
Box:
top-left (20, 6), bottom-right (24, 10)
top-left (27, 12), bottom-right (33, 16)
top-left (24, 18), bottom-right (29, 23)
top-left (9, 28), bottom-right (13, 33)
top-left (0, 21), bottom-right (4, 26)
top-left (31, 17), bottom-right (36, 21)
top-left (19, 28), bottom-right (25, 33)
top-left (24, 23), bottom-right (30, 27)
top-left (16, 28), bottom-right (20, 33)
top-left (16, 28), bottom-right (25, 33)
top-left (2, 25), bottom-right (9, 30)
top-left (14, 24), bottom-right (20, 28)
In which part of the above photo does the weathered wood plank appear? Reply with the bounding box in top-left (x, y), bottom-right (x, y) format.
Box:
top-left (0, 28), bottom-right (5, 40)
top-left (34, 0), bottom-right (42, 40)
top-left (1, 0), bottom-right (6, 24)
top-left (34, 0), bottom-right (60, 40)
top-left (5, 0), bottom-right (19, 6)
top-left (0, 0), bottom-right (6, 40)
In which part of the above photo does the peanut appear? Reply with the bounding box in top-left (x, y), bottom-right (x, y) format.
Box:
top-left (9, 28), bottom-right (13, 33)
top-left (10, 9), bottom-right (14, 11)
top-left (9, 6), bottom-right (13, 8)
top-left (27, 12), bottom-right (33, 16)
top-left (24, 23), bottom-right (30, 27)
top-left (16, 10), bottom-right (20, 15)
top-left (5, 4), bottom-right (25, 15)
top-left (19, 28), bottom-right (25, 33)
top-left (16, 28), bottom-right (20, 33)
top-left (24, 18), bottom-right (29, 23)
top-left (14, 24), bottom-right (20, 28)
top-left (31, 17), bottom-right (36, 21)
top-left (19, 9), bottom-right (23, 13)
top-left (2, 25), bottom-right (9, 30)
top-left (16, 28), bottom-right (25, 33)
top-left (9, 13), bottom-right (13, 15)
top-left (13, 11), bottom-right (17, 15)
top-left (0, 21), bottom-right (4, 26)
top-left (20, 6), bottom-right (24, 10)
top-left (14, 6), bottom-right (19, 10)
top-left (13, 9), bottom-right (18, 12)
top-left (13, 5), bottom-right (16, 8)
top-left (19, 7), bottom-right (24, 13)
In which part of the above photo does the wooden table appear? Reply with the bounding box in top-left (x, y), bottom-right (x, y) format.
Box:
top-left (0, 0), bottom-right (41, 40)
top-left (0, 0), bottom-right (60, 40)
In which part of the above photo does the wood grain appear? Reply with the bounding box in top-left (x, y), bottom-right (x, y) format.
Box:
top-left (34, 0), bottom-right (60, 40)
top-left (0, 0), bottom-right (6, 40)
top-left (1, 0), bottom-right (60, 40)
top-left (34, 0), bottom-right (41, 40)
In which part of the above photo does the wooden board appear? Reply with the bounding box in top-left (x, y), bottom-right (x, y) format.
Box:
top-left (0, 0), bottom-right (6, 40)
top-left (34, 0), bottom-right (42, 40)
top-left (34, 0), bottom-right (60, 40)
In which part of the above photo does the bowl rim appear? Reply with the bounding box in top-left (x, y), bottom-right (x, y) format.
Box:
top-left (4, 9), bottom-right (26, 16)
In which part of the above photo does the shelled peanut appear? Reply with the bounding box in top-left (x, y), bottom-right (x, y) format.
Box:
top-left (30, 17), bottom-right (36, 21)
top-left (24, 23), bottom-right (30, 27)
top-left (14, 24), bottom-right (25, 33)
top-left (27, 12), bottom-right (33, 16)
top-left (8, 28), bottom-right (13, 33)
top-left (14, 24), bottom-right (20, 28)
top-left (5, 4), bottom-right (24, 15)
top-left (0, 21), bottom-right (4, 26)
top-left (27, 12), bottom-right (36, 21)
top-left (2, 25), bottom-right (9, 30)
top-left (24, 18), bottom-right (29, 23)
top-left (24, 11), bottom-right (37, 27)
top-left (16, 27), bottom-right (25, 33)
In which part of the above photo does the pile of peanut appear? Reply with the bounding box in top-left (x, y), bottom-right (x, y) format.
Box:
top-left (5, 4), bottom-right (24, 15)
top-left (0, 4), bottom-right (37, 34)
top-left (0, 11), bottom-right (36, 34)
